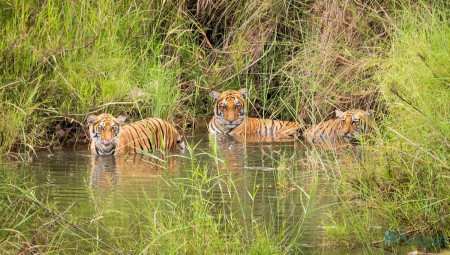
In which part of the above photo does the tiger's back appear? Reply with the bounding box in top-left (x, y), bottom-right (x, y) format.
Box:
top-left (303, 109), bottom-right (370, 144)
top-left (225, 117), bottom-right (303, 137)
top-left (88, 114), bottom-right (185, 155)
top-left (116, 118), bottom-right (183, 154)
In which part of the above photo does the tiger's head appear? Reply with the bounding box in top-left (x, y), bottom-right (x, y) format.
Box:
top-left (335, 109), bottom-right (371, 142)
top-left (209, 88), bottom-right (248, 129)
top-left (87, 114), bottom-right (127, 155)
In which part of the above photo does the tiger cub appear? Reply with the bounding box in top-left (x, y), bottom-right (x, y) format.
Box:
top-left (303, 109), bottom-right (371, 144)
top-left (208, 88), bottom-right (305, 138)
top-left (88, 114), bottom-right (185, 155)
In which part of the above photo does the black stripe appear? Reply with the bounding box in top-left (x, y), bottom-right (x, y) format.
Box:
top-left (226, 127), bottom-right (233, 135)
top-left (258, 119), bottom-right (262, 135)
top-left (263, 120), bottom-right (268, 135)
top-left (135, 122), bottom-right (152, 151)
top-left (150, 119), bottom-right (162, 149)
top-left (209, 121), bottom-right (217, 134)
top-left (145, 119), bottom-right (159, 149)
top-left (161, 119), bottom-right (170, 147)
top-left (325, 121), bottom-right (334, 139)
top-left (130, 125), bottom-right (146, 152)
top-left (139, 121), bottom-right (154, 150)
top-left (119, 128), bottom-right (131, 153)
top-left (317, 122), bottom-right (328, 141)
top-left (129, 124), bottom-right (146, 151)
top-left (214, 118), bottom-right (223, 134)
top-left (138, 122), bottom-right (153, 151)
top-left (124, 127), bottom-right (137, 153)
top-left (209, 121), bottom-right (215, 133)
top-left (154, 119), bottom-right (167, 149)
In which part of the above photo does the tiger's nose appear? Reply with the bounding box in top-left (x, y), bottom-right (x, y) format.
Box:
top-left (102, 139), bottom-right (111, 145)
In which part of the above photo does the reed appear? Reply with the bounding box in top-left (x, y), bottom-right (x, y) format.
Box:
top-left (323, 2), bottom-right (449, 251)
top-left (0, 0), bottom-right (448, 253)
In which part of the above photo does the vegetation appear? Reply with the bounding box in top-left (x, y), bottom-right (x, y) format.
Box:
top-left (323, 2), bottom-right (449, 249)
top-left (0, 0), bottom-right (448, 254)
top-left (0, 0), bottom-right (393, 151)
top-left (0, 142), bottom-right (319, 254)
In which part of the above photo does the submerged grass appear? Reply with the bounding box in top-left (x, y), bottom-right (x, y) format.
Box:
top-left (0, 141), bottom-right (319, 254)
top-left (0, 0), bottom-right (449, 253)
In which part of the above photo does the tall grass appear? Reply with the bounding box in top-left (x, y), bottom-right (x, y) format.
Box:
top-left (323, 2), bottom-right (449, 252)
top-left (0, 0), bottom-right (203, 151)
top-left (0, 0), bottom-right (448, 253)
top-left (1, 0), bottom-right (393, 152)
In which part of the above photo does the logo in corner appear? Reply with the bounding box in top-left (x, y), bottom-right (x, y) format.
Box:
top-left (384, 230), bottom-right (396, 245)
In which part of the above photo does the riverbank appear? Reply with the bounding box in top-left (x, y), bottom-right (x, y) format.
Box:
top-left (1, 0), bottom-right (448, 253)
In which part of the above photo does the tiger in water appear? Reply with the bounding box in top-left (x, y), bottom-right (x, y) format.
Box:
top-left (88, 114), bottom-right (185, 155)
top-left (208, 88), bottom-right (305, 139)
top-left (303, 109), bottom-right (371, 144)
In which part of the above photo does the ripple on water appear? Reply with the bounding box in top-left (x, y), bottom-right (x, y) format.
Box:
top-left (25, 132), bottom-right (341, 251)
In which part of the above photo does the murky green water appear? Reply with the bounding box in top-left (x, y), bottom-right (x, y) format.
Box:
top-left (21, 132), bottom-right (377, 254)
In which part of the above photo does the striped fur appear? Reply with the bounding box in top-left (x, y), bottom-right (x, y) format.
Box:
top-left (208, 88), bottom-right (304, 137)
top-left (303, 109), bottom-right (370, 143)
top-left (88, 114), bottom-right (185, 155)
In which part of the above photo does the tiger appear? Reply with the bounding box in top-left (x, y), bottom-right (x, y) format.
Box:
top-left (303, 109), bottom-right (371, 144)
top-left (208, 88), bottom-right (305, 138)
top-left (87, 114), bottom-right (185, 155)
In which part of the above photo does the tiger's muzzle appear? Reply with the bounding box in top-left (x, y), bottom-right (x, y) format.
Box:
top-left (223, 119), bottom-right (242, 129)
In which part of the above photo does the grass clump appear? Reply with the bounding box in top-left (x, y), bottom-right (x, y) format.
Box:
top-left (324, 2), bottom-right (449, 252)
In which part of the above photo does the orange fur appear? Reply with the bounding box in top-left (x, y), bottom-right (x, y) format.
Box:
top-left (303, 109), bottom-right (370, 143)
top-left (88, 114), bottom-right (184, 155)
top-left (208, 88), bottom-right (305, 138)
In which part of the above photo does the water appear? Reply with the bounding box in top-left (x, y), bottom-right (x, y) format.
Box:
top-left (20, 132), bottom-right (374, 254)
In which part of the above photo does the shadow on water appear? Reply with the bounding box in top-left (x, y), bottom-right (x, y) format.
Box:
top-left (22, 132), bottom-right (381, 254)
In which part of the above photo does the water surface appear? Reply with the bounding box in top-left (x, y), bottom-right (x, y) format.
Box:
top-left (22, 132), bottom-right (376, 254)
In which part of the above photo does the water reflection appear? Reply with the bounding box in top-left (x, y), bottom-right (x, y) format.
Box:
top-left (214, 133), bottom-right (299, 144)
top-left (25, 132), bottom-right (352, 252)
top-left (89, 154), bottom-right (182, 188)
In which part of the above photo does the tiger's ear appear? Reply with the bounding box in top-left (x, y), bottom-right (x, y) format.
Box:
top-left (239, 88), bottom-right (248, 99)
top-left (117, 116), bottom-right (127, 124)
top-left (335, 110), bottom-right (344, 118)
top-left (87, 115), bottom-right (98, 125)
top-left (209, 91), bottom-right (221, 101)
